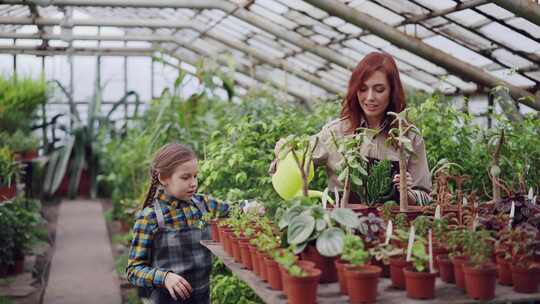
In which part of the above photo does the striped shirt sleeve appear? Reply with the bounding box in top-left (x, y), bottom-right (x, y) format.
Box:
top-left (126, 208), bottom-right (168, 288)
top-left (408, 188), bottom-right (433, 206)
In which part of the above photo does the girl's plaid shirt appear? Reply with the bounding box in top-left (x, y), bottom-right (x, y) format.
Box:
top-left (126, 190), bottom-right (228, 288)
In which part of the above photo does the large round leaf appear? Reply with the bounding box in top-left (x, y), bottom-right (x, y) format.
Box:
top-left (287, 214), bottom-right (315, 245)
top-left (316, 227), bottom-right (345, 257)
top-left (331, 208), bottom-right (360, 229)
top-left (278, 205), bottom-right (305, 230)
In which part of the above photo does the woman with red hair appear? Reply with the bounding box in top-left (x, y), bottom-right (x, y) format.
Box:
top-left (273, 52), bottom-right (432, 205)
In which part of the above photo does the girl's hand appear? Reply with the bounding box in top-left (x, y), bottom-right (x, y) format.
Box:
top-left (164, 272), bottom-right (192, 301)
top-left (393, 172), bottom-right (413, 190)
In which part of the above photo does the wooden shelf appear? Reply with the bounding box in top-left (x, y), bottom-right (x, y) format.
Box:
top-left (201, 240), bottom-right (540, 304)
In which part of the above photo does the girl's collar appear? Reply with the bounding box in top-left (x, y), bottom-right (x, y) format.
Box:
top-left (157, 188), bottom-right (191, 208)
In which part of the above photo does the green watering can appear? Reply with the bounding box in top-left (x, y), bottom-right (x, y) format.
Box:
top-left (271, 151), bottom-right (315, 200)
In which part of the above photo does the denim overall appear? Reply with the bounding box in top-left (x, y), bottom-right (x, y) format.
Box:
top-left (151, 196), bottom-right (212, 304)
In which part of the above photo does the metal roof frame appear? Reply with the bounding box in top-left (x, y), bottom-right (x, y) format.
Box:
top-left (0, 0), bottom-right (538, 111)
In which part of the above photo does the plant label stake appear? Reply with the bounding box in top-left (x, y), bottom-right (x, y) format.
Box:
top-left (434, 204), bottom-right (441, 220)
top-left (385, 220), bottom-right (393, 245)
top-left (472, 215), bottom-right (479, 231)
top-left (322, 187), bottom-right (328, 209)
top-left (509, 200), bottom-right (515, 228)
top-left (428, 229), bottom-right (434, 273)
top-left (528, 187), bottom-right (533, 201)
top-left (406, 225), bottom-right (415, 262)
top-left (334, 187), bottom-right (340, 209)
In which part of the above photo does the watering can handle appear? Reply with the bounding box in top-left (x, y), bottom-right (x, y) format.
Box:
top-left (268, 138), bottom-right (287, 174)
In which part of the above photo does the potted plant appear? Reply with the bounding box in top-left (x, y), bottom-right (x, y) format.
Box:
top-left (369, 242), bottom-right (403, 278)
top-left (341, 234), bottom-right (382, 303)
top-left (0, 147), bottom-right (19, 201)
top-left (447, 228), bottom-right (468, 289)
top-left (462, 229), bottom-right (497, 300)
top-left (358, 213), bottom-right (385, 248)
top-left (403, 240), bottom-right (437, 300)
top-left (281, 203), bottom-right (359, 283)
top-left (388, 228), bottom-right (412, 289)
top-left (280, 257), bottom-right (321, 304)
top-left (331, 130), bottom-right (395, 212)
top-left (0, 130), bottom-right (39, 161)
top-left (509, 225), bottom-right (540, 293)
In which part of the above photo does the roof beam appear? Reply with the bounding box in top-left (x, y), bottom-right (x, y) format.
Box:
top-left (0, 45), bottom-right (153, 56)
top-left (0, 17), bottom-right (342, 95)
top-left (491, 0), bottom-right (540, 28)
top-left (1, 0), bottom-right (358, 69)
top-left (304, 0), bottom-right (540, 111)
top-left (397, 0), bottom-right (489, 26)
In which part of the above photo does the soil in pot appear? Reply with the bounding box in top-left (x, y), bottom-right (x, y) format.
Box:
top-left (239, 239), bottom-right (253, 270)
top-left (463, 263), bottom-right (497, 301)
top-left (437, 255), bottom-right (455, 284)
top-left (511, 265), bottom-right (540, 293)
top-left (451, 255), bottom-right (469, 290)
top-left (403, 267), bottom-right (437, 300)
top-left (389, 255), bottom-right (411, 289)
top-left (496, 256), bottom-right (512, 286)
top-left (287, 268), bottom-right (322, 304)
top-left (334, 259), bottom-right (348, 295)
top-left (300, 244), bottom-right (338, 283)
top-left (344, 264), bottom-right (382, 303)
top-left (248, 244), bottom-right (260, 276)
top-left (348, 203), bottom-right (379, 216)
top-left (264, 256), bottom-right (283, 290)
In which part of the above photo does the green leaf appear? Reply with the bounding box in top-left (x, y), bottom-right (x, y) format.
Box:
top-left (316, 227), bottom-right (345, 257)
top-left (315, 218), bottom-right (327, 232)
top-left (331, 208), bottom-right (359, 229)
top-left (287, 214), bottom-right (315, 245)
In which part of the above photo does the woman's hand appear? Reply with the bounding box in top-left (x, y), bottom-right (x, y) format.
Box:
top-left (164, 272), bottom-right (192, 301)
top-left (393, 172), bottom-right (413, 190)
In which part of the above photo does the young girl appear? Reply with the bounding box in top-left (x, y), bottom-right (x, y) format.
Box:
top-left (126, 143), bottom-right (228, 304)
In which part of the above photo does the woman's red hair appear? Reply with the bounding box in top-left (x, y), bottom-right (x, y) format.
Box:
top-left (341, 52), bottom-right (406, 133)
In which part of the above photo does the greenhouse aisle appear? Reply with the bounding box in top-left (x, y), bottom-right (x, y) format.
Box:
top-left (43, 199), bottom-right (122, 304)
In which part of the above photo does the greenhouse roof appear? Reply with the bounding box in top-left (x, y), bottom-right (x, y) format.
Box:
top-left (0, 0), bottom-right (539, 109)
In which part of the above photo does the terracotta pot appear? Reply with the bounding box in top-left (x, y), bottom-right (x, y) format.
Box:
top-left (349, 203), bottom-right (379, 216)
top-left (0, 182), bottom-right (16, 202)
top-left (264, 256), bottom-right (282, 290)
top-left (463, 263), bottom-right (497, 301)
top-left (239, 240), bottom-right (253, 270)
top-left (345, 264), bottom-right (381, 303)
top-left (371, 257), bottom-right (390, 278)
top-left (222, 230), bottom-right (233, 256)
top-left (496, 256), bottom-right (512, 286)
top-left (403, 267), bottom-right (437, 300)
top-left (248, 244), bottom-right (259, 275)
top-left (300, 244), bottom-right (338, 283)
top-left (22, 150), bottom-right (38, 161)
top-left (511, 265), bottom-right (540, 293)
top-left (389, 256), bottom-right (410, 289)
top-left (390, 205), bottom-right (424, 222)
top-left (298, 260), bottom-right (316, 270)
top-left (287, 267), bottom-right (321, 304)
top-left (230, 236), bottom-right (242, 263)
top-left (433, 245), bottom-right (449, 271)
top-left (334, 259), bottom-right (348, 295)
top-left (257, 251), bottom-right (268, 282)
top-left (437, 255), bottom-right (455, 284)
top-left (451, 255), bottom-right (469, 290)
top-left (278, 265), bottom-right (290, 297)
top-left (210, 220), bottom-right (220, 242)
